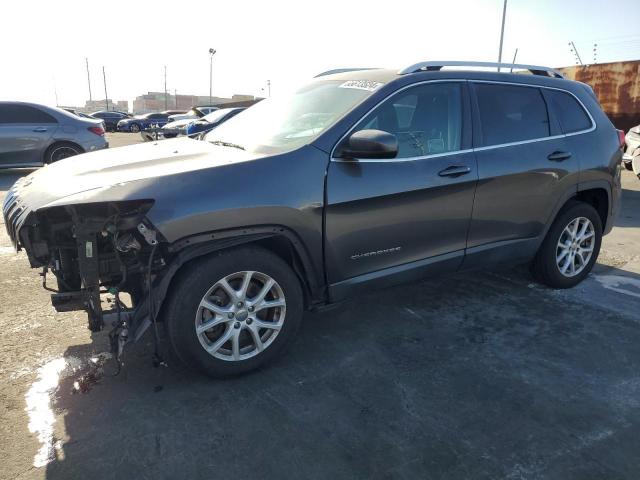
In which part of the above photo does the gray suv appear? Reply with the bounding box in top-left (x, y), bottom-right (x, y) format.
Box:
top-left (0, 101), bottom-right (108, 168)
top-left (3, 61), bottom-right (623, 377)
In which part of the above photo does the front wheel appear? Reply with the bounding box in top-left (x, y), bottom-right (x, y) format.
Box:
top-left (129, 123), bottom-right (141, 133)
top-left (531, 201), bottom-right (602, 288)
top-left (163, 246), bottom-right (303, 377)
top-left (624, 161), bottom-right (633, 171)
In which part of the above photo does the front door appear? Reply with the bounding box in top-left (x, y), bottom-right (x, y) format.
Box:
top-left (325, 81), bottom-right (478, 297)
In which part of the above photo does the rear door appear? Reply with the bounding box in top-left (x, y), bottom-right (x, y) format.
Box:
top-left (0, 104), bottom-right (57, 167)
top-left (464, 82), bottom-right (578, 265)
top-left (325, 81), bottom-right (477, 293)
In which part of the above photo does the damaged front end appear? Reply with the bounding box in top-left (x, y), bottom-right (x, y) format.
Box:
top-left (4, 187), bottom-right (166, 360)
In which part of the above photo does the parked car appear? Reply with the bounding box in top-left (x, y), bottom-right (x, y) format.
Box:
top-left (3, 61), bottom-right (623, 378)
top-left (90, 111), bottom-right (130, 132)
top-left (116, 112), bottom-right (169, 132)
top-left (62, 108), bottom-right (94, 119)
top-left (0, 101), bottom-right (107, 168)
top-left (162, 110), bottom-right (187, 116)
top-left (190, 108), bottom-right (246, 138)
top-left (168, 106), bottom-right (217, 122)
top-left (156, 109), bottom-right (245, 139)
top-left (157, 117), bottom-right (196, 139)
top-left (63, 108), bottom-right (106, 130)
top-left (623, 124), bottom-right (640, 171)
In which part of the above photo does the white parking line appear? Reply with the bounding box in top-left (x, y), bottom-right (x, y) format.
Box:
top-left (593, 274), bottom-right (640, 300)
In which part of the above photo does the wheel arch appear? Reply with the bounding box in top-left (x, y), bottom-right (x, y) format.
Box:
top-left (575, 184), bottom-right (609, 230)
top-left (153, 226), bottom-right (325, 323)
top-left (543, 181), bottom-right (611, 239)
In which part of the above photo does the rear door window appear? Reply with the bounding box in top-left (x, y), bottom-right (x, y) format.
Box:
top-left (474, 84), bottom-right (549, 146)
top-left (0, 105), bottom-right (57, 124)
top-left (546, 90), bottom-right (592, 133)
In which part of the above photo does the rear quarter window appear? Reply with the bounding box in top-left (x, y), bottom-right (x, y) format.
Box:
top-left (546, 90), bottom-right (592, 133)
top-left (474, 83), bottom-right (550, 146)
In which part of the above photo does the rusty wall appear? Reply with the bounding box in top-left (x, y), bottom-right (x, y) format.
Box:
top-left (558, 60), bottom-right (640, 132)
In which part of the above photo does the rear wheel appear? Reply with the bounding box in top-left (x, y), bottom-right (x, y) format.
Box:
top-left (164, 246), bottom-right (303, 377)
top-left (531, 201), bottom-right (602, 288)
top-left (624, 161), bottom-right (633, 171)
top-left (44, 142), bottom-right (82, 164)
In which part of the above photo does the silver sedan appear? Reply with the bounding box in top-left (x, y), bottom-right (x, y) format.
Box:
top-left (0, 101), bottom-right (108, 169)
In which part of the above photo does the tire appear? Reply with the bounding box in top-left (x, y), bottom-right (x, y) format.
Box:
top-left (624, 161), bottom-right (633, 171)
top-left (44, 142), bottom-right (82, 164)
top-left (129, 123), bottom-right (141, 133)
top-left (163, 246), bottom-right (303, 377)
top-left (531, 200), bottom-right (602, 289)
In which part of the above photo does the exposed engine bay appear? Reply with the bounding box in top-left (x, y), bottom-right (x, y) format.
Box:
top-left (10, 198), bottom-right (167, 363)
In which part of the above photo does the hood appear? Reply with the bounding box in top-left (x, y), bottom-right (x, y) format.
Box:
top-left (164, 118), bottom-right (193, 129)
top-left (8, 138), bottom-right (259, 213)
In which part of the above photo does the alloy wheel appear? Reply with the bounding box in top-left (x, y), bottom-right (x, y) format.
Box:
top-left (556, 217), bottom-right (595, 277)
top-left (194, 271), bottom-right (286, 361)
top-left (48, 145), bottom-right (80, 163)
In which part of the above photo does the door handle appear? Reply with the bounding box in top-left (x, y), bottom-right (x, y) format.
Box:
top-left (438, 165), bottom-right (471, 177)
top-left (547, 151), bottom-right (572, 161)
top-left (32, 127), bottom-right (47, 132)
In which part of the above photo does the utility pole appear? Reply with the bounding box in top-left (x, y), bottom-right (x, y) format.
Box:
top-left (164, 65), bottom-right (168, 111)
top-left (497, 0), bottom-right (507, 71)
top-left (267, 80), bottom-right (271, 97)
top-left (592, 43), bottom-right (598, 65)
top-left (102, 66), bottom-right (109, 111)
top-left (569, 41), bottom-right (583, 65)
top-left (209, 48), bottom-right (216, 105)
top-left (53, 76), bottom-right (59, 106)
top-left (85, 57), bottom-right (92, 101)
top-left (509, 48), bottom-right (518, 72)
top-left (174, 89), bottom-right (178, 108)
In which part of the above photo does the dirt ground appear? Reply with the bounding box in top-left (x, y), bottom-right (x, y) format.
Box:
top-left (1, 134), bottom-right (640, 479)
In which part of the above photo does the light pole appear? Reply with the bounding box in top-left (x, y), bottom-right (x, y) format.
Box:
top-left (209, 48), bottom-right (216, 105)
top-left (85, 57), bottom-right (92, 101)
top-left (103, 66), bottom-right (109, 111)
top-left (497, 0), bottom-right (507, 72)
top-left (164, 65), bottom-right (168, 111)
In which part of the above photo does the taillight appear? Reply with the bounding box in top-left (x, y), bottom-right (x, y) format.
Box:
top-left (617, 129), bottom-right (626, 149)
top-left (89, 125), bottom-right (105, 136)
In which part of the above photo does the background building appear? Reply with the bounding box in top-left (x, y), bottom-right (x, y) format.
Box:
top-left (558, 60), bottom-right (640, 132)
top-left (75, 99), bottom-right (129, 113)
top-left (132, 92), bottom-right (258, 114)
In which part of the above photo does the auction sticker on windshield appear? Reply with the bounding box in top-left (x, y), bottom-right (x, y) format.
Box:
top-left (339, 80), bottom-right (384, 92)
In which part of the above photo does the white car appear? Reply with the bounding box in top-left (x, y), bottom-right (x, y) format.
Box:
top-left (157, 118), bottom-right (194, 139)
top-left (623, 124), bottom-right (640, 173)
top-left (168, 106), bottom-right (218, 123)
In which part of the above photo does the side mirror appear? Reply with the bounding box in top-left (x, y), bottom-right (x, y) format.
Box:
top-left (337, 129), bottom-right (398, 160)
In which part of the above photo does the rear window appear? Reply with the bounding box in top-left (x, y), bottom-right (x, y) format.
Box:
top-left (0, 104), bottom-right (57, 124)
top-left (474, 84), bottom-right (549, 146)
top-left (546, 90), bottom-right (592, 133)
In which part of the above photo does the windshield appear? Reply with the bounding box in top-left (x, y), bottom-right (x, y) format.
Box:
top-left (204, 79), bottom-right (383, 154)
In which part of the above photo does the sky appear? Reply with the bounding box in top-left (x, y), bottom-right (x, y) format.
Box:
top-left (0, 0), bottom-right (638, 110)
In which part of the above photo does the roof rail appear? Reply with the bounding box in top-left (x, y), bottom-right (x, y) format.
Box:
top-left (398, 61), bottom-right (564, 79)
top-left (314, 67), bottom-right (378, 78)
